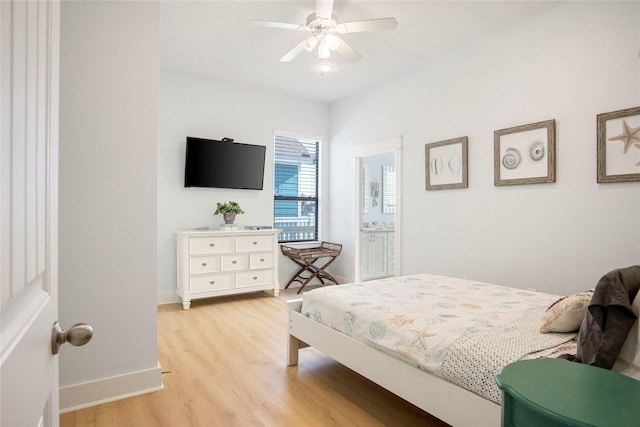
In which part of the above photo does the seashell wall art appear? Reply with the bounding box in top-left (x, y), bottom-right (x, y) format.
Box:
top-left (494, 119), bottom-right (556, 186)
top-left (425, 136), bottom-right (468, 190)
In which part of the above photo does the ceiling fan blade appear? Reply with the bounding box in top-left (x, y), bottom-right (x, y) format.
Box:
top-left (316, 0), bottom-right (334, 19)
top-left (336, 17), bottom-right (398, 33)
top-left (280, 41), bottom-right (307, 62)
top-left (335, 39), bottom-right (362, 62)
top-left (250, 20), bottom-right (306, 31)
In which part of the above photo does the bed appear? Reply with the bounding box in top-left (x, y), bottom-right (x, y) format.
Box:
top-left (286, 272), bottom-right (640, 426)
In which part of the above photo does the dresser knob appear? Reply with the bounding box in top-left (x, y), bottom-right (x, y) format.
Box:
top-left (253, 276), bottom-right (258, 280)
top-left (232, 260), bottom-right (237, 264)
top-left (260, 258), bottom-right (264, 262)
top-left (209, 243), bottom-right (215, 247)
top-left (201, 263), bottom-right (207, 266)
top-left (209, 281), bottom-right (215, 285)
top-left (252, 241), bottom-right (257, 245)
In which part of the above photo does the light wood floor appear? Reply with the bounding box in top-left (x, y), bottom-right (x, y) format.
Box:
top-left (60, 288), bottom-right (450, 427)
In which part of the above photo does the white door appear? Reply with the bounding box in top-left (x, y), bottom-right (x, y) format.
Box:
top-left (1, 1), bottom-right (61, 426)
top-left (355, 142), bottom-right (402, 282)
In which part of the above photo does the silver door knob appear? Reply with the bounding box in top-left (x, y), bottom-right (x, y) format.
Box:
top-left (51, 321), bottom-right (93, 355)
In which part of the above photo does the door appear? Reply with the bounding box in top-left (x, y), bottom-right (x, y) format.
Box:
top-left (353, 136), bottom-right (402, 282)
top-left (1, 1), bottom-right (61, 426)
top-left (356, 150), bottom-right (398, 281)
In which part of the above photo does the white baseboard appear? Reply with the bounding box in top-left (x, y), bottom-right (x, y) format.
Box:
top-left (334, 274), bottom-right (351, 285)
top-left (59, 362), bottom-right (164, 413)
top-left (157, 290), bottom-right (178, 306)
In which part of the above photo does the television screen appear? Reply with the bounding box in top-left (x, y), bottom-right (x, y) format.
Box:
top-left (184, 137), bottom-right (266, 190)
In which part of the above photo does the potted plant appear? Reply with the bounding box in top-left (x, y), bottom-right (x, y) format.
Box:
top-left (214, 201), bottom-right (245, 224)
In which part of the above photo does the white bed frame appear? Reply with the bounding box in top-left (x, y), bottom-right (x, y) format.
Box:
top-left (286, 299), bottom-right (501, 427)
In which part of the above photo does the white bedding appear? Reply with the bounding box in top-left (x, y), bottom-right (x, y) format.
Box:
top-left (301, 274), bottom-right (577, 402)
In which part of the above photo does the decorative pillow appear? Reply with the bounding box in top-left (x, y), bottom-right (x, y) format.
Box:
top-left (539, 290), bottom-right (593, 333)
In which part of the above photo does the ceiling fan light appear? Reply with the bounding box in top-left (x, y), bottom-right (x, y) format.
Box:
top-left (303, 35), bottom-right (318, 52)
top-left (317, 62), bottom-right (335, 74)
top-left (324, 33), bottom-right (341, 51)
top-left (318, 40), bottom-right (331, 59)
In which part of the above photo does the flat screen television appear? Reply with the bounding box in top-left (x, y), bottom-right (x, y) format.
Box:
top-left (184, 137), bottom-right (266, 190)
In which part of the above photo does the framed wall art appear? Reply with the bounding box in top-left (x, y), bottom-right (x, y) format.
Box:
top-left (425, 136), bottom-right (468, 191)
top-left (597, 106), bottom-right (640, 183)
top-left (494, 119), bottom-right (555, 186)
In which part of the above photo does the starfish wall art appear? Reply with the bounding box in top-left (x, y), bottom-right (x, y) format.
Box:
top-left (597, 106), bottom-right (640, 183)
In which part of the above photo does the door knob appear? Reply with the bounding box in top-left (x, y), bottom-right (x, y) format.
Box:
top-left (51, 321), bottom-right (93, 355)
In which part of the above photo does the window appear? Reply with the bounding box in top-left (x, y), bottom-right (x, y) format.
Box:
top-left (274, 134), bottom-right (319, 243)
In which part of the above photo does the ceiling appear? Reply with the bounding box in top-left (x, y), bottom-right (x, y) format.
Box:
top-left (160, 1), bottom-right (562, 104)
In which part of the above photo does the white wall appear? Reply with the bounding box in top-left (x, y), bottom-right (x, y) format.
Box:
top-left (157, 70), bottom-right (330, 303)
top-left (59, 1), bottom-right (161, 410)
top-left (328, 1), bottom-right (640, 295)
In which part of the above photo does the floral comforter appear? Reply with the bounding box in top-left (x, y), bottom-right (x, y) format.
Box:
top-left (301, 274), bottom-right (576, 401)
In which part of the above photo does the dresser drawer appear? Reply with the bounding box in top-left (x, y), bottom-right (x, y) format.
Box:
top-left (190, 236), bottom-right (233, 255)
top-left (220, 254), bottom-right (248, 271)
top-left (235, 234), bottom-right (273, 252)
top-left (236, 269), bottom-right (274, 288)
top-left (249, 252), bottom-right (274, 269)
top-left (189, 256), bottom-right (219, 274)
top-left (190, 273), bottom-right (233, 293)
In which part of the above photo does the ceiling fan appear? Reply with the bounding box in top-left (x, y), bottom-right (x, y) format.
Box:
top-left (251, 0), bottom-right (397, 63)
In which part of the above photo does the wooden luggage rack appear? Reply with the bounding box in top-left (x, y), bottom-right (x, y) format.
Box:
top-left (281, 242), bottom-right (342, 294)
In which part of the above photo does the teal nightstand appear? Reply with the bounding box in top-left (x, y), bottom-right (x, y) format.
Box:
top-left (495, 358), bottom-right (640, 427)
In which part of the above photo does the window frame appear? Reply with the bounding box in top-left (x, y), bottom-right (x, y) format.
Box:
top-left (273, 132), bottom-right (321, 244)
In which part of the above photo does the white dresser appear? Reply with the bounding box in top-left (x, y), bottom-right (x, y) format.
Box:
top-left (176, 229), bottom-right (280, 309)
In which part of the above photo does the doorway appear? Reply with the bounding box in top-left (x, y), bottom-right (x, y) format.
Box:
top-left (353, 137), bottom-right (402, 282)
